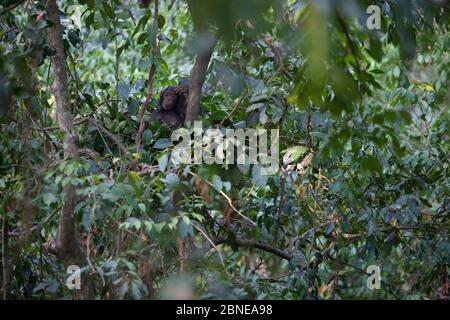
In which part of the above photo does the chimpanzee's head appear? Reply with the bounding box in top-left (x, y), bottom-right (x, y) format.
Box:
top-left (159, 86), bottom-right (178, 110)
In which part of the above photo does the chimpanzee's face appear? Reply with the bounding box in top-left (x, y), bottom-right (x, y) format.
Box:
top-left (162, 89), bottom-right (177, 110)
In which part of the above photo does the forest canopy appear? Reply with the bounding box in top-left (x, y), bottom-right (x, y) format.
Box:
top-left (0, 0), bottom-right (449, 300)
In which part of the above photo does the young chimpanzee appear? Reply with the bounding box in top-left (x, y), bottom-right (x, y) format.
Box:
top-left (150, 85), bottom-right (188, 128)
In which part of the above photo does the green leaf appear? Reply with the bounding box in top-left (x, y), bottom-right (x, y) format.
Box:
top-left (138, 203), bottom-right (146, 213)
top-left (132, 13), bottom-right (150, 37)
top-left (153, 138), bottom-right (172, 150)
top-left (154, 222), bottom-right (165, 234)
top-left (128, 171), bottom-right (142, 197)
top-left (367, 220), bottom-right (376, 236)
top-left (157, 15), bottom-right (166, 28)
top-left (102, 2), bottom-right (114, 19)
top-left (283, 146), bottom-right (308, 165)
top-left (252, 164), bottom-right (269, 188)
top-left (144, 221), bottom-right (153, 234)
top-left (158, 153), bottom-right (169, 172)
top-left (329, 180), bottom-right (349, 197)
top-left (123, 217), bottom-right (141, 231)
top-left (178, 216), bottom-right (193, 239)
top-left (361, 155), bottom-right (382, 175)
top-left (118, 83), bottom-right (131, 99)
top-left (82, 211), bottom-right (91, 230)
top-left (142, 129), bottom-right (153, 145)
top-left (67, 30), bottom-right (81, 47)
top-left (325, 222), bottom-right (335, 235)
top-left (211, 175), bottom-right (223, 191)
top-left (43, 193), bottom-right (58, 206)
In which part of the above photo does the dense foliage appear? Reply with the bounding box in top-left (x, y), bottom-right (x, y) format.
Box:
top-left (0, 0), bottom-right (448, 300)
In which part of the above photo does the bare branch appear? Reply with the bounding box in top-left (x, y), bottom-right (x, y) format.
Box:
top-left (188, 171), bottom-right (256, 226)
top-left (214, 236), bottom-right (292, 261)
top-left (0, 0), bottom-right (26, 16)
top-left (263, 35), bottom-right (295, 82)
top-left (133, 0), bottom-right (159, 170)
top-left (88, 118), bottom-right (132, 162)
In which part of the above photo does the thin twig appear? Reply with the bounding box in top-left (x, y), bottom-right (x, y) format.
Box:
top-left (335, 10), bottom-right (364, 96)
top-left (88, 118), bottom-right (132, 161)
top-left (0, 0), bottom-right (26, 16)
top-left (133, 0), bottom-right (159, 169)
top-left (8, 208), bottom-right (59, 236)
top-left (263, 35), bottom-right (295, 82)
top-left (42, 118), bottom-right (88, 131)
top-left (214, 236), bottom-right (292, 261)
top-left (187, 171), bottom-right (256, 226)
top-left (218, 92), bottom-right (248, 126)
top-left (192, 222), bottom-right (226, 269)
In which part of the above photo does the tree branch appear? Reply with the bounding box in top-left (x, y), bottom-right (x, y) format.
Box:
top-left (335, 10), bottom-right (364, 95)
top-left (88, 118), bottom-right (132, 162)
top-left (0, 0), bottom-right (26, 16)
top-left (42, 118), bottom-right (88, 131)
top-left (263, 35), bottom-right (295, 82)
top-left (214, 236), bottom-right (292, 261)
top-left (133, 0), bottom-right (159, 170)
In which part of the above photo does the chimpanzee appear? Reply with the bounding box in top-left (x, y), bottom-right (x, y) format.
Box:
top-left (150, 85), bottom-right (188, 128)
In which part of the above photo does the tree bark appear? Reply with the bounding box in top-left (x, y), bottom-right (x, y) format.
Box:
top-left (2, 216), bottom-right (11, 299)
top-left (185, 38), bottom-right (215, 122)
top-left (19, 56), bottom-right (40, 246)
top-left (185, 0), bottom-right (216, 122)
top-left (46, 0), bottom-right (94, 299)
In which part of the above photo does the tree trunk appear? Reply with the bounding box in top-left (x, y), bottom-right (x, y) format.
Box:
top-left (2, 217), bottom-right (11, 299)
top-left (46, 0), bottom-right (94, 299)
top-left (19, 56), bottom-right (40, 246)
top-left (185, 0), bottom-right (216, 122)
top-left (185, 36), bottom-right (215, 122)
